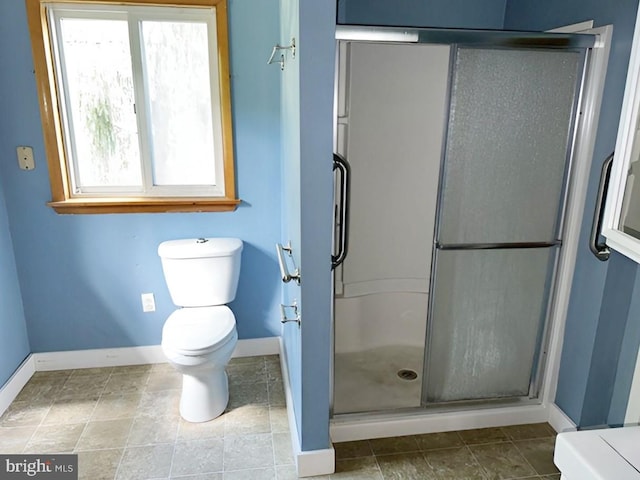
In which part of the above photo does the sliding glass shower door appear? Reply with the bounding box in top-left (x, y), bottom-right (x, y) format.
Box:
top-left (423, 47), bottom-right (584, 404)
top-left (332, 34), bottom-right (590, 415)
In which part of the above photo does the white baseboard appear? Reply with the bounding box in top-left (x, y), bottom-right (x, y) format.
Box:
top-left (549, 402), bottom-right (578, 433)
top-left (331, 403), bottom-right (552, 443)
top-left (30, 337), bottom-right (280, 372)
top-left (32, 345), bottom-right (167, 371)
top-left (278, 338), bottom-right (335, 477)
top-left (0, 356), bottom-right (35, 416)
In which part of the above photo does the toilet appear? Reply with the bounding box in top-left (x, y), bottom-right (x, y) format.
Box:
top-left (158, 237), bottom-right (243, 423)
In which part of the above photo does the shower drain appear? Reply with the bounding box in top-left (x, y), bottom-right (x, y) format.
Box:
top-left (397, 369), bottom-right (418, 381)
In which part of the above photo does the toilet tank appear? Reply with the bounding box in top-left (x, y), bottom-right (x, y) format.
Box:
top-left (158, 238), bottom-right (243, 307)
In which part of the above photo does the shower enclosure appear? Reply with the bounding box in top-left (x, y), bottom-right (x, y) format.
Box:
top-left (332, 27), bottom-right (593, 416)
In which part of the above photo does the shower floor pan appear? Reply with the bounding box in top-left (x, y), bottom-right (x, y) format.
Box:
top-left (333, 345), bottom-right (424, 414)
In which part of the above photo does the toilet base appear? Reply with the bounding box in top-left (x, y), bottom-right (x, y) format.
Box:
top-left (180, 367), bottom-right (229, 423)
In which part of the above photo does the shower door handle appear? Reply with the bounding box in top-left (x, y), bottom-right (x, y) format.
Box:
top-left (332, 153), bottom-right (351, 270)
top-left (590, 152), bottom-right (613, 261)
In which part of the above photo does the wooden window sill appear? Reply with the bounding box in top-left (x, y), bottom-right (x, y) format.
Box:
top-left (47, 197), bottom-right (241, 214)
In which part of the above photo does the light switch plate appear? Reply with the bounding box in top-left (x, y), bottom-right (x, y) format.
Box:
top-left (16, 146), bottom-right (35, 170)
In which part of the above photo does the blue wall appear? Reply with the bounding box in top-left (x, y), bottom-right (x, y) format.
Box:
top-left (280, 0), bottom-right (335, 453)
top-left (297, 0), bottom-right (335, 452)
top-left (279, 0), bottom-right (303, 445)
top-left (0, 2), bottom-right (31, 387)
top-left (339, 0), bottom-right (508, 29)
top-left (504, 0), bottom-right (640, 427)
top-left (0, 0), bottom-right (283, 353)
top-left (0, 178), bottom-right (30, 386)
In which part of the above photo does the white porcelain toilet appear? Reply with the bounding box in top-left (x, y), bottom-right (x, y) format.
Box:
top-left (158, 237), bottom-right (243, 423)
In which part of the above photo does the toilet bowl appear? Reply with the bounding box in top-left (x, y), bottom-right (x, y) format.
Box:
top-left (158, 237), bottom-right (243, 423)
top-left (162, 305), bottom-right (238, 422)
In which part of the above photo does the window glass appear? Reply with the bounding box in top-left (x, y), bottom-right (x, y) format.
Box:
top-left (142, 20), bottom-right (217, 186)
top-left (59, 17), bottom-right (142, 190)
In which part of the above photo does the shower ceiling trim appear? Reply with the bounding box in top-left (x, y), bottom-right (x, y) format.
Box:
top-left (336, 25), bottom-right (596, 49)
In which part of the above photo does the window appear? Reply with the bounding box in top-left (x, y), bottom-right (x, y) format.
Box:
top-left (26, 0), bottom-right (238, 213)
top-left (602, 6), bottom-right (640, 263)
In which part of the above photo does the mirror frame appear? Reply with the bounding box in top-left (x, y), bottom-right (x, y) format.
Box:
top-left (603, 6), bottom-right (640, 263)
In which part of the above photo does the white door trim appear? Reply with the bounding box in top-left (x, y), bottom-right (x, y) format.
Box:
top-left (542, 23), bottom-right (613, 408)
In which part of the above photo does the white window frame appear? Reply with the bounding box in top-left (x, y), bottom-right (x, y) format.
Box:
top-left (602, 5), bottom-right (640, 263)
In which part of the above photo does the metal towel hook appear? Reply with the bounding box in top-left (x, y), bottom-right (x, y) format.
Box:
top-left (267, 38), bottom-right (296, 71)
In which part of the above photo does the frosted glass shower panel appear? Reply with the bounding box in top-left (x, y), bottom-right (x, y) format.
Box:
top-left (425, 247), bottom-right (555, 402)
top-left (438, 48), bottom-right (581, 244)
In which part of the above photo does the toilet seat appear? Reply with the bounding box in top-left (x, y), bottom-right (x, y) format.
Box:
top-left (162, 306), bottom-right (236, 356)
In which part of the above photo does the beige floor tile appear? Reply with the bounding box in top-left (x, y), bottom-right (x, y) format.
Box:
top-left (513, 437), bottom-right (560, 475)
top-left (171, 438), bottom-right (224, 477)
top-left (334, 457), bottom-right (383, 480)
top-left (228, 356), bottom-right (265, 367)
top-left (128, 414), bottom-right (179, 446)
top-left (103, 372), bottom-right (150, 396)
top-left (111, 364), bottom-right (153, 375)
top-left (171, 473), bottom-right (222, 479)
top-left (42, 396), bottom-right (99, 425)
top-left (77, 448), bottom-right (123, 480)
top-left (0, 400), bottom-right (50, 427)
top-left (70, 367), bottom-right (114, 377)
top-left (274, 465), bottom-right (298, 480)
top-left (267, 381), bottom-right (285, 407)
top-left (268, 407), bottom-right (289, 434)
top-left (266, 360), bottom-right (283, 383)
top-left (470, 442), bottom-right (537, 480)
top-left (151, 362), bottom-right (174, 373)
top-left (424, 446), bottom-right (486, 479)
top-left (223, 433), bottom-right (274, 471)
top-left (137, 389), bottom-right (181, 418)
top-left (57, 373), bottom-right (111, 400)
top-left (23, 422), bottom-right (85, 453)
top-left (376, 452), bottom-right (434, 480)
top-left (274, 465), bottom-right (328, 480)
top-left (414, 431), bottom-right (464, 451)
top-left (2, 361), bottom-right (558, 480)
top-left (75, 418), bottom-right (134, 451)
top-left (31, 370), bottom-right (72, 381)
top-left (502, 423), bottom-right (556, 441)
top-left (15, 374), bottom-right (68, 403)
top-left (177, 415), bottom-right (225, 442)
top-left (273, 432), bottom-right (294, 465)
top-left (92, 393), bottom-right (142, 420)
top-left (334, 440), bottom-right (374, 460)
top-left (227, 362), bottom-right (267, 386)
top-left (228, 381), bottom-right (269, 408)
top-left (458, 427), bottom-right (510, 445)
top-left (0, 425), bottom-right (37, 453)
top-left (116, 443), bottom-right (174, 480)
top-left (146, 369), bottom-right (182, 391)
top-left (369, 435), bottom-right (420, 455)
top-left (223, 467), bottom-right (276, 480)
top-left (224, 404), bottom-right (270, 435)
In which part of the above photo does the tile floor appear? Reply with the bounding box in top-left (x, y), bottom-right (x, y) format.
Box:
top-left (0, 355), bottom-right (561, 479)
top-left (332, 423), bottom-right (561, 480)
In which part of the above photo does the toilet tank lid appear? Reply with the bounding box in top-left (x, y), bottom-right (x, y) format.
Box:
top-left (158, 238), bottom-right (243, 259)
